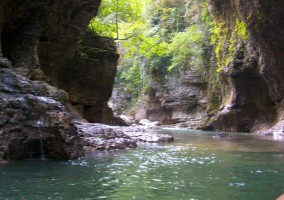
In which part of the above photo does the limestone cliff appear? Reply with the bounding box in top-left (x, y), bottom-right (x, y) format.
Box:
top-left (113, 0), bottom-right (284, 134)
top-left (1, 0), bottom-right (100, 77)
top-left (0, 67), bottom-right (84, 160)
top-left (135, 68), bottom-right (208, 127)
top-left (0, 0), bottom-right (120, 125)
top-left (112, 0), bottom-right (210, 128)
top-left (0, 0), bottom-right (122, 160)
top-left (202, 0), bottom-right (284, 133)
top-left (58, 31), bottom-right (125, 125)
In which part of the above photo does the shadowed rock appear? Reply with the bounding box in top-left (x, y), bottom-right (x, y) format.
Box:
top-left (0, 68), bottom-right (84, 160)
top-left (201, 0), bottom-right (284, 133)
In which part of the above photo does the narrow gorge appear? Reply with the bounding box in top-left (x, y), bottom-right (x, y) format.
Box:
top-left (0, 0), bottom-right (173, 161)
top-left (111, 0), bottom-right (284, 135)
top-left (1, 0), bottom-right (284, 199)
top-left (0, 0), bottom-right (284, 163)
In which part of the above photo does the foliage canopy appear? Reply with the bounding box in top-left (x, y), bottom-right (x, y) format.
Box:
top-left (90, 0), bottom-right (213, 97)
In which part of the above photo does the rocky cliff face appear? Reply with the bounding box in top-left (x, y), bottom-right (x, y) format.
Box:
top-left (135, 68), bottom-right (207, 127)
top-left (0, 0), bottom-right (172, 162)
top-left (202, 0), bottom-right (284, 133)
top-left (0, 0), bottom-right (103, 160)
top-left (0, 67), bottom-right (84, 160)
top-left (0, 0), bottom-right (124, 161)
top-left (0, 0), bottom-right (119, 125)
top-left (1, 0), bottom-right (101, 78)
top-left (58, 31), bottom-right (125, 125)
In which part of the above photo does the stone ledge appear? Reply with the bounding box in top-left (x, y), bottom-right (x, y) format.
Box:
top-left (75, 122), bottom-right (174, 151)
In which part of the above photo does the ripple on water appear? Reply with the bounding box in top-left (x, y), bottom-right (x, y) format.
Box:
top-left (250, 169), bottom-right (279, 174)
top-left (229, 182), bottom-right (246, 187)
top-left (1, 130), bottom-right (284, 200)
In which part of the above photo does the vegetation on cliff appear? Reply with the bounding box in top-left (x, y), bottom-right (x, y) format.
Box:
top-left (92, 0), bottom-right (214, 104)
top-left (91, 0), bottom-right (283, 133)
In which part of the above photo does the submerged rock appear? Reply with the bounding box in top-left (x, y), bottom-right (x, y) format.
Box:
top-left (75, 122), bottom-right (174, 151)
top-left (212, 132), bottom-right (230, 139)
top-left (121, 126), bottom-right (174, 143)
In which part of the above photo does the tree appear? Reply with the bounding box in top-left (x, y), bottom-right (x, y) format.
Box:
top-left (89, 0), bottom-right (150, 39)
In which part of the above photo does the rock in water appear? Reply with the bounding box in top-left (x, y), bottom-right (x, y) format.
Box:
top-left (0, 68), bottom-right (84, 161)
top-left (0, 68), bottom-right (174, 161)
top-left (75, 122), bottom-right (174, 151)
top-left (212, 132), bottom-right (230, 139)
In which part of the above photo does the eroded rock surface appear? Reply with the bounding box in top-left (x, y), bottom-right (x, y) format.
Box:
top-left (75, 122), bottom-right (174, 151)
top-left (135, 68), bottom-right (207, 128)
top-left (1, 0), bottom-right (121, 125)
top-left (59, 31), bottom-right (125, 125)
top-left (0, 0), bottom-right (104, 161)
top-left (0, 0), bottom-right (175, 162)
top-left (0, 67), bottom-right (174, 161)
top-left (201, 0), bottom-right (284, 133)
top-left (0, 68), bottom-right (84, 160)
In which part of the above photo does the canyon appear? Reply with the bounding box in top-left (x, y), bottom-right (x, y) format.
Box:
top-left (113, 0), bottom-right (284, 135)
top-left (0, 0), bottom-right (284, 161)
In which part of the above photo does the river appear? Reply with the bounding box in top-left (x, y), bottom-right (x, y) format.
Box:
top-left (1, 129), bottom-right (284, 200)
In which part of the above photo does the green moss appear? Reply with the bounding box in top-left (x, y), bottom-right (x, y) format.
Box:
top-left (210, 20), bottom-right (229, 72)
top-left (223, 91), bottom-right (232, 106)
top-left (211, 18), bottom-right (248, 73)
top-left (235, 19), bottom-right (248, 41)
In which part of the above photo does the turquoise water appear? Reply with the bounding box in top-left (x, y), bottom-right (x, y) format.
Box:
top-left (1, 129), bottom-right (284, 200)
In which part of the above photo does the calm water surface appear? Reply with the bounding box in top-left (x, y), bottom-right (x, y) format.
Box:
top-left (1, 129), bottom-right (284, 200)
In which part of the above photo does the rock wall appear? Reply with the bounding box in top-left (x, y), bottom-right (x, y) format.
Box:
top-left (58, 31), bottom-right (125, 125)
top-left (0, 0), bottom-right (121, 161)
top-left (1, 0), bottom-right (101, 79)
top-left (135, 68), bottom-right (208, 128)
top-left (1, 0), bottom-right (121, 124)
top-left (202, 0), bottom-right (284, 133)
top-left (0, 67), bottom-right (84, 160)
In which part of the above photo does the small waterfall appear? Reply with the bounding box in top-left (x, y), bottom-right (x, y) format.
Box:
top-left (37, 120), bottom-right (45, 160)
top-left (39, 131), bottom-right (45, 160)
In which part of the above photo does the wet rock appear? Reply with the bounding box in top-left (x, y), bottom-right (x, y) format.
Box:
top-left (0, 58), bottom-right (11, 69)
top-left (0, 68), bottom-right (84, 161)
top-left (75, 122), bottom-right (174, 151)
top-left (121, 126), bottom-right (174, 143)
top-left (75, 122), bottom-right (137, 151)
top-left (260, 125), bottom-right (284, 136)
